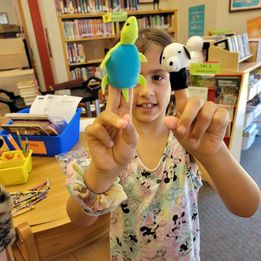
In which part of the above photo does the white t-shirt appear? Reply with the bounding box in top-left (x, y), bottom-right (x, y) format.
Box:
top-left (110, 132), bottom-right (202, 261)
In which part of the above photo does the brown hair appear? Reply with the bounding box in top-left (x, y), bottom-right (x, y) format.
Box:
top-left (135, 29), bottom-right (174, 53)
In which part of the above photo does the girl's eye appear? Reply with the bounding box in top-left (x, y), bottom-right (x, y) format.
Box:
top-left (152, 75), bottom-right (163, 81)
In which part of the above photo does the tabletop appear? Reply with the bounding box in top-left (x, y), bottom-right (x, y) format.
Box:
top-left (5, 134), bottom-right (87, 233)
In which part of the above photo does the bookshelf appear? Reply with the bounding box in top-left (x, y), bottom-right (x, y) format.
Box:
top-left (55, 9), bottom-right (177, 80)
top-left (208, 46), bottom-right (261, 161)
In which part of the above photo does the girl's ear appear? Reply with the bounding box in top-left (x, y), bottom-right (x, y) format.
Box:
top-left (183, 46), bottom-right (191, 60)
top-left (159, 50), bottom-right (163, 64)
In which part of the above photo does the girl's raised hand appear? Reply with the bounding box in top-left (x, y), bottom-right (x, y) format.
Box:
top-left (164, 96), bottom-right (230, 158)
top-left (85, 86), bottom-right (138, 175)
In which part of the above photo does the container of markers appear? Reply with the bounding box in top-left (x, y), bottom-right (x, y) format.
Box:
top-left (0, 150), bottom-right (33, 186)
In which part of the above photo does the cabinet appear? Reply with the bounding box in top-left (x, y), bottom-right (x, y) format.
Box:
top-left (208, 46), bottom-right (261, 161)
top-left (56, 9), bottom-right (177, 80)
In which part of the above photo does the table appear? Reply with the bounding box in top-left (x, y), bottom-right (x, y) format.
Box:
top-left (5, 135), bottom-right (110, 260)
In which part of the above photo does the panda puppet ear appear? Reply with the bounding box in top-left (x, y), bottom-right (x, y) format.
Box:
top-left (159, 49), bottom-right (163, 64)
top-left (183, 46), bottom-right (191, 60)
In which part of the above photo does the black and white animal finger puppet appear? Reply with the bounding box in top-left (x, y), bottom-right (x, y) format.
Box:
top-left (0, 186), bottom-right (16, 253)
top-left (160, 43), bottom-right (191, 91)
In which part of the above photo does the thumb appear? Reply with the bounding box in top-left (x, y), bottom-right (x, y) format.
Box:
top-left (163, 116), bottom-right (179, 132)
top-left (122, 114), bottom-right (138, 148)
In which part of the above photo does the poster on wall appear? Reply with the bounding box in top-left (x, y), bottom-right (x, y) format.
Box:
top-left (229, 0), bottom-right (261, 12)
top-left (247, 16), bottom-right (261, 38)
top-left (189, 5), bottom-right (205, 37)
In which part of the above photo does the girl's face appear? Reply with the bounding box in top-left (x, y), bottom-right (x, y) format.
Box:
top-left (132, 44), bottom-right (171, 124)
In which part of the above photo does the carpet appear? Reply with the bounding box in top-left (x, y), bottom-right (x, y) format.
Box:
top-left (199, 136), bottom-right (261, 261)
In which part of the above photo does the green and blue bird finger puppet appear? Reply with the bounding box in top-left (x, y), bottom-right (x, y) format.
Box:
top-left (100, 16), bottom-right (147, 102)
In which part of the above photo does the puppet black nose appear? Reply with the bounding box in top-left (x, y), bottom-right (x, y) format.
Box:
top-left (169, 61), bottom-right (173, 66)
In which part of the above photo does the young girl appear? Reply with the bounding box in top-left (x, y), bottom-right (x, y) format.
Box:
top-left (66, 29), bottom-right (260, 260)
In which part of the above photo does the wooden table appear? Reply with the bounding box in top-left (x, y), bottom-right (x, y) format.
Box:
top-left (5, 135), bottom-right (110, 260)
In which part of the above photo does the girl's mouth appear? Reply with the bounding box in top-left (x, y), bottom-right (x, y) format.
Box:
top-left (137, 103), bottom-right (156, 109)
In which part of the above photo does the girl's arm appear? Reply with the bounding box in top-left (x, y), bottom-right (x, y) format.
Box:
top-left (66, 196), bottom-right (98, 227)
top-left (196, 144), bottom-right (260, 217)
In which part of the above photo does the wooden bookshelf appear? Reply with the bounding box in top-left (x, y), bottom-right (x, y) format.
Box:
top-left (209, 46), bottom-right (261, 160)
top-left (56, 9), bottom-right (178, 80)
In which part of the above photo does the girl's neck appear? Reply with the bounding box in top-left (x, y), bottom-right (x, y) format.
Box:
top-left (133, 117), bottom-right (169, 139)
top-left (135, 120), bottom-right (170, 170)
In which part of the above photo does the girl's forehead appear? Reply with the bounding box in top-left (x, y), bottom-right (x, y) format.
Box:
top-left (141, 45), bottom-right (165, 73)
top-left (144, 44), bottom-right (162, 59)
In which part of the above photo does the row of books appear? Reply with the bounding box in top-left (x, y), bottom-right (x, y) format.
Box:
top-left (136, 15), bottom-right (173, 32)
top-left (70, 65), bottom-right (105, 80)
top-left (1, 113), bottom-right (68, 136)
top-left (54, 0), bottom-right (138, 14)
top-left (213, 33), bottom-right (251, 60)
top-left (63, 19), bottom-right (115, 40)
top-left (17, 80), bottom-right (40, 106)
top-left (67, 43), bottom-right (85, 63)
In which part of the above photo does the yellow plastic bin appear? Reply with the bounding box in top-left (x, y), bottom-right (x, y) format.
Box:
top-left (0, 150), bottom-right (33, 186)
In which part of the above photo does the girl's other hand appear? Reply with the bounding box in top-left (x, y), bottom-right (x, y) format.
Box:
top-left (164, 96), bottom-right (230, 158)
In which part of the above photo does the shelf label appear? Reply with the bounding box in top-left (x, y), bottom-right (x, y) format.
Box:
top-left (103, 12), bottom-right (128, 23)
top-left (189, 63), bottom-right (221, 74)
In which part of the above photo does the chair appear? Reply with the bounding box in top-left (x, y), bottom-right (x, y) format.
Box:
top-left (53, 77), bottom-right (103, 117)
top-left (11, 214), bottom-right (110, 261)
top-left (0, 88), bottom-right (28, 113)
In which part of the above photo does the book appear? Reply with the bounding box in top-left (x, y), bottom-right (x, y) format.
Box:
top-left (3, 113), bottom-right (67, 135)
top-left (248, 38), bottom-right (261, 62)
top-left (215, 74), bottom-right (242, 105)
top-left (0, 124), bottom-right (58, 136)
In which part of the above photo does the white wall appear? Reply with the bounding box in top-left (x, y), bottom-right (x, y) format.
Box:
top-left (0, 0), bottom-right (19, 25)
top-left (216, 0), bottom-right (260, 34)
top-left (37, 0), bottom-right (68, 84)
top-left (20, 0), bottom-right (46, 91)
top-left (166, 0), bottom-right (261, 44)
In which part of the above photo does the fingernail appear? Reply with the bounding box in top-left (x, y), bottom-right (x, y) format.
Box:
top-left (177, 125), bottom-right (186, 135)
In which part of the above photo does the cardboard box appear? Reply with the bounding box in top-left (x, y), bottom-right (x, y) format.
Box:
top-left (0, 38), bottom-right (29, 70)
top-left (0, 69), bottom-right (35, 95)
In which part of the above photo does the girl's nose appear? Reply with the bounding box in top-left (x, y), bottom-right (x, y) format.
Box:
top-left (138, 80), bottom-right (154, 97)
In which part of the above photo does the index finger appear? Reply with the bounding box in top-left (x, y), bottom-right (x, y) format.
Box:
top-left (106, 86), bottom-right (133, 117)
top-left (174, 89), bottom-right (189, 116)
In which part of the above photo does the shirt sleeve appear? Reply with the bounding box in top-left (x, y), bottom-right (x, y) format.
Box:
top-left (65, 161), bottom-right (127, 216)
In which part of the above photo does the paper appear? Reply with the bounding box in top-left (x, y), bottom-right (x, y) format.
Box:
top-left (80, 118), bottom-right (95, 132)
top-left (188, 86), bottom-right (208, 101)
top-left (30, 95), bottom-right (82, 123)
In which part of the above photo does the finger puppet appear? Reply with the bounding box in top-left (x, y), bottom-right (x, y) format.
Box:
top-left (0, 186), bottom-right (16, 253)
top-left (160, 42), bottom-right (191, 91)
top-left (100, 16), bottom-right (147, 102)
top-left (186, 36), bottom-right (204, 63)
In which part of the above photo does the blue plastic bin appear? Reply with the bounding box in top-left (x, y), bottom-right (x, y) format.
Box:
top-left (0, 108), bottom-right (81, 157)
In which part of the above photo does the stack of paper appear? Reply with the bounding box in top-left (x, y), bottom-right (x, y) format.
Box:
top-left (17, 80), bottom-right (40, 105)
